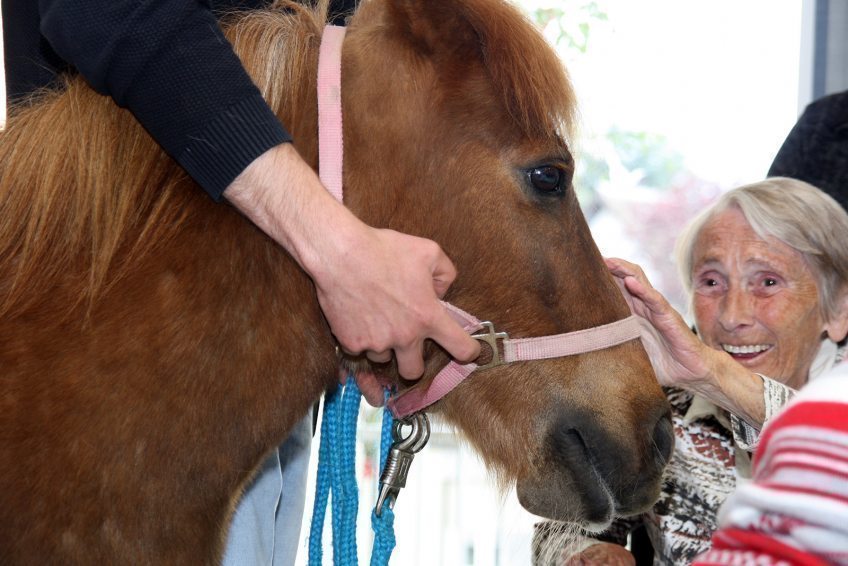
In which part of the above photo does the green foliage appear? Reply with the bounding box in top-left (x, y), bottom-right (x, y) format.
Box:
top-left (526, 0), bottom-right (689, 209)
top-left (531, 2), bottom-right (608, 54)
top-left (606, 127), bottom-right (685, 188)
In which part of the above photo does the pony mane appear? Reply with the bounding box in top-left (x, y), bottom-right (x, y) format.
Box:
top-left (0, 85), bottom-right (193, 319)
top-left (221, 1), bottom-right (328, 131)
top-left (0, 1), bottom-right (327, 320)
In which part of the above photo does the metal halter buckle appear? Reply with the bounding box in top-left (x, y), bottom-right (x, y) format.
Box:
top-left (470, 321), bottom-right (509, 370)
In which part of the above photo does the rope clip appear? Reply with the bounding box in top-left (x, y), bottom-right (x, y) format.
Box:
top-left (374, 412), bottom-right (431, 517)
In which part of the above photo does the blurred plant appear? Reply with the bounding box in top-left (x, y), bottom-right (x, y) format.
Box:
top-left (530, 1), bottom-right (608, 54)
top-left (620, 175), bottom-right (722, 311)
top-left (605, 127), bottom-right (685, 189)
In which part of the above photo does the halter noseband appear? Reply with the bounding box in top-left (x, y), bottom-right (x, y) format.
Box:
top-left (317, 25), bottom-right (642, 419)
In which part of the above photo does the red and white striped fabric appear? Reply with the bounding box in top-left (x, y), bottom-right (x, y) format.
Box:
top-left (694, 363), bottom-right (848, 566)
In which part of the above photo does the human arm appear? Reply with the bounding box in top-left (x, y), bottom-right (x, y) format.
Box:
top-left (38, 0), bottom-right (288, 200)
top-left (224, 144), bottom-right (480, 385)
top-left (692, 365), bottom-right (848, 566)
top-left (39, 0), bottom-right (480, 388)
top-left (605, 257), bottom-right (789, 429)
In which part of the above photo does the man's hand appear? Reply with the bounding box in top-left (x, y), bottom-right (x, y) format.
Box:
top-left (312, 225), bottom-right (480, 379)
top-left (224, 143), bottom-right (480, 380)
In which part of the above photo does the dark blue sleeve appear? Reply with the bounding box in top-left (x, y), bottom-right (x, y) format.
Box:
top-left (38, 0), bottom-right (292, 200)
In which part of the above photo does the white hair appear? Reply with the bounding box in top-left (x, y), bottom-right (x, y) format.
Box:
top-left (674, 177), bottom-right (848, 323)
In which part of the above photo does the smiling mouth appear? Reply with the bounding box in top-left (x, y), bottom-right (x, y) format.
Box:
top-left (721, 343), bottom-right (771, 359)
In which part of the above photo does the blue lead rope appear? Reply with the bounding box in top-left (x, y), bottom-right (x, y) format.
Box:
top-left (370, 402), bottom-right (397, 565)
top-left (308, 377), bottom-right (396, 566)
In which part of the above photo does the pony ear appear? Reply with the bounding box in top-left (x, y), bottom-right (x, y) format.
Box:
top-left (380, 0), bottom-right (577, 140)
top-left (384, 0), bottom-right (481, 63)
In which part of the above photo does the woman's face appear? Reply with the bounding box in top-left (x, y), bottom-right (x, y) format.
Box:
top-left (691, 207), bottom-right (829, 388)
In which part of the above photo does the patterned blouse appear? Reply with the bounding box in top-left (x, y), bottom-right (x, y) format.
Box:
top-left (620, 387), bottom-right (747, 564)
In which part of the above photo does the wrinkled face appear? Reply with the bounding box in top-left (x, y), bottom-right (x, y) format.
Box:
top-left (691, 208), bottom-right (828, 388)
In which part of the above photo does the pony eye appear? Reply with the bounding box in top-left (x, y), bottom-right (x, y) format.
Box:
top-left (527, 165), bottom-right (569, 194)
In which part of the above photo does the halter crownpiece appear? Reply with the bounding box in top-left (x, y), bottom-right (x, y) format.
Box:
top-left (317, 25), bottom-right (346, 202)
top-left (315, 24), bottom-right (643, 419)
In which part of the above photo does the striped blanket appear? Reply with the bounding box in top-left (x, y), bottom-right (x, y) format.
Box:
top-left (694, 364), bottom-right (848, 566)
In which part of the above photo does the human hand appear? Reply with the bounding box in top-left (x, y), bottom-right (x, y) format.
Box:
top-left (313, 224), bottom-right (480, 379)
top-left (562, 542), bottom-right (635, 566)
top-left (605, 257), bottom-right (722, 389)
top-left (225, 143), bottom-right (480, 381)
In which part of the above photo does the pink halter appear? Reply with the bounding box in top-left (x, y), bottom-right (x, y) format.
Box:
top-left (317, 25), bottom-right (642, 418)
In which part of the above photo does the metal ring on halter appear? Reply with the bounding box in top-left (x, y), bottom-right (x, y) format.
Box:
top-left (392, 413), bottom-right (431, 453)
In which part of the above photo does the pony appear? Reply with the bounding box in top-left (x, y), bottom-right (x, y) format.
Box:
top-left (0, 0), bottom-right (672, 562)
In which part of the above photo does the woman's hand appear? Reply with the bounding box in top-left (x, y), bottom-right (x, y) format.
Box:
top-left (605, 257), bottom-right (722, 390)
top-left (606, 257), bottom-right (771, 425)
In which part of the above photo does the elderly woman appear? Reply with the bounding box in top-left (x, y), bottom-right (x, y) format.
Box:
top-left (533, 177), bottom-right (848, 566)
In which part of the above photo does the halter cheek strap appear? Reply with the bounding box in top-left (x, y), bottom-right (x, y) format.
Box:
top-left (317, 25), bottom-right (643, 419)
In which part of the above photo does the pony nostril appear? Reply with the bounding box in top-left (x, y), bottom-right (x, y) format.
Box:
top-left (652, 411), bottom-right (674, 466)
top-left (549, 426), bottom-right (589, 466)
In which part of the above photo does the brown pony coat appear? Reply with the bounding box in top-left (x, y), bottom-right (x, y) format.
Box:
top-left (0, 1), bottom-right (669, 563)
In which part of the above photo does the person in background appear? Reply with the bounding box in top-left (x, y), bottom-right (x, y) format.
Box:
top-left (691, 363), bottom-right (848, 566)
top-left (533, 177), bottom-right (848, 565)
top-left (769, 89), bottom-right (848, 210)
top-left (2, 1), bottom-right (479, 563)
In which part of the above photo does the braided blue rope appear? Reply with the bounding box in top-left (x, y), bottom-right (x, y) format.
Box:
top-left (337, 379), bottom-right (362, 563)
top-left (308, 383), bottom-right (339, 565)
top-left (307, 377), bottom-right (397, 566)
top-left (370, 397), bottom-right (397, 566)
